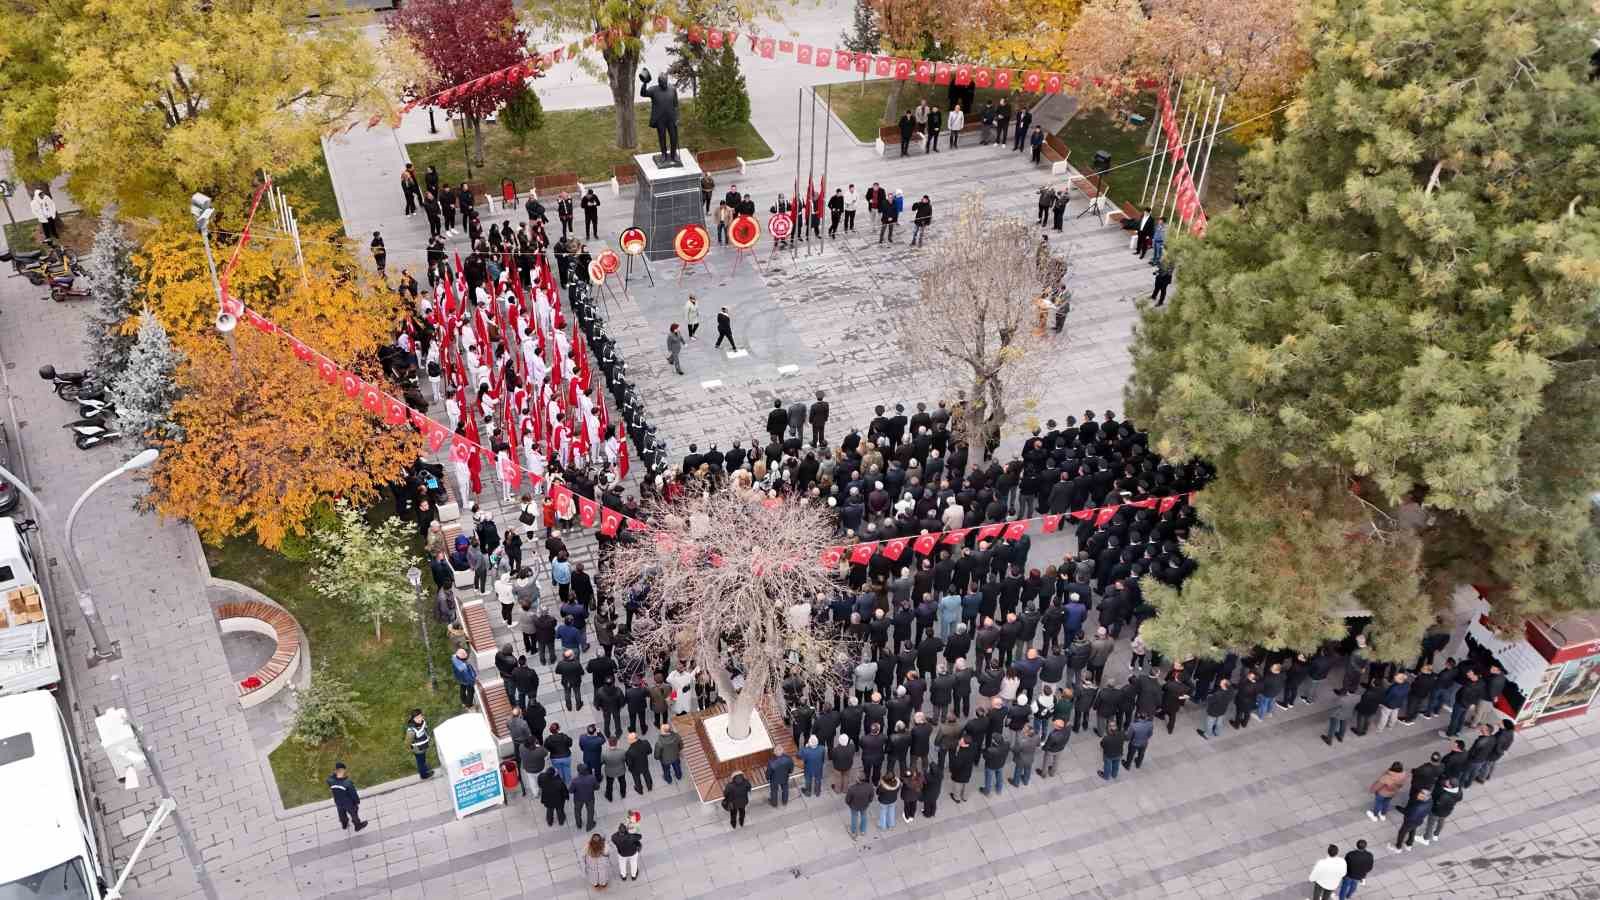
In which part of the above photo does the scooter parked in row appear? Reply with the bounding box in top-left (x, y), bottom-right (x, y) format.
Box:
top-left (63, 417), bottom-right (119, 450)
top-left (38, 365), bottom-right (101, 402)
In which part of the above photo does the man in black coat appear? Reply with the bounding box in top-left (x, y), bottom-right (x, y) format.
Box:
top-left (899, 111), bottom-right (915, 156)
top-left (808, 391), bottom-right (830, 447)
top-left (766, 399), bottom-right (789, 444)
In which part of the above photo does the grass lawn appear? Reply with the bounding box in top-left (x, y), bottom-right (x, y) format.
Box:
top-left (275, 149), bottom-right (342, 225)
top-left (406, 100), bottom-right (773, 188)
top-left (205, 509), bottom-right (459, 809)
top-left (1056, 97), bottom-right (1247, 214)
top-left (818, 78), bottom-right (1018, 142)
top-left (4, 209), bottom-right (93, 255)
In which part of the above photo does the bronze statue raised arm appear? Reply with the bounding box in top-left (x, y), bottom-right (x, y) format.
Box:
top-left (639, 67), bottom-right (681, 166)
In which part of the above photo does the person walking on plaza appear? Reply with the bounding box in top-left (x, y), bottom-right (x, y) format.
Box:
top-left (1420, 776), bottom-right (1461, 844)
top-left (405, 709), bottom-right (433, 780)
top-left (1151, 218), bottom-right (1168, 266)
top-left (684, 295), bottom-right (701, 340)
top-left (371, 231), bottom-right (387, 281)
top-left (556, 192), bottom-right (575, 237)
top-left (400, 165), bottom-right (418, 216)
top-left (1307, 844), bottom-right (1347, 900)
top-left (666, 323), bottom-right (686, 375)
top-left (715, 306), bottom-right (738, 351)
top-left (878, 193), bottom-right (898, 244)
top-left (326, 762), bottom-right (368, 832)
top-left (1123, 715), bottom-right (1153, 771)
top-left (582, 833), bottom-right (611, 889)
top-left (1029, 126), bottom-right (1045, 164)
top-left (910, 195), bottom-right (933, 247)
top-left (925, 106), bottom-right (942, 153)
top-left (1038, 718), bottom-right (1069, 777)
top-left (723, 772), bottom-right (751, 828)
top-left (580, 188), bottom-right (601, 239)
top-left (1152, 264), bottom-right (1173, 306)
top-left (1392, 788), bottom-right (1432, 852)
top-left (1037, 185), bottom-right (1055, 227)
top-left (1338, 840), bottom-right (1374, 899)
top-left (613, 817), bottom-right (643, 881)
top-left (655, 722), bottom-right (683, 784)
top-left (700, 171), bottom-right (715, 213)
top-left (843, 184), bottom-right (858, 232)
top-left (1367, 761), bottom-right (1406, 821)
top-left (947, 104), bottom-right (964, 148)
top-left (845, 773), bottom-right (874, 838)
top-left (1481, 719), bottom-right (1515, 782)
top-left (517, 733), bottom-right (547, 799)
top-left (898, 111), bottom-right (914, 156)
top-left (451, 647), bottom-right (477, 709)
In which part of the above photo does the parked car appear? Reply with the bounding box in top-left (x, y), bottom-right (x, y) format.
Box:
top-left (0, 424), bottom-right (17, 515)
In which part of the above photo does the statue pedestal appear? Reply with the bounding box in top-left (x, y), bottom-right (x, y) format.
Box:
top-left (632, 149), bottom-right (706, 261)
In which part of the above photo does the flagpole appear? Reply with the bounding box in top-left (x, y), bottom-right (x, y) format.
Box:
top-left (793, 87), bottom-right (803, 263)
top-left (807, 87), bottom-right (818, 257)
top-left (1139, 73), bottom-right (1172, 207)
top-left (1165, 84), bottom-right (1205, 222)
top-left (822, 83), bottom-right (832, 252)
top-left (1195, 93), bottom-right (1227, 202)
top-left (1149, 77), bottom-right (1183, 216)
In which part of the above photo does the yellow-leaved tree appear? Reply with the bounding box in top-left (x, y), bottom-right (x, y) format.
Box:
top-left (137, 222), bottom-right (418, 548)
top-left (957, 0), bottom-right (1082, 72)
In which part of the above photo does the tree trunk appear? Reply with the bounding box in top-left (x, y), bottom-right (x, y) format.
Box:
top-left (882, 80), bottom-right (906, 126)
top-left (374, 617), bottom-right (382, 641)
top-left (711, 668), bottom-right (759, 740)
top-left (606, 52), bottom-right (641, 150)
top-left (470, 116), bottom-right (485, 166)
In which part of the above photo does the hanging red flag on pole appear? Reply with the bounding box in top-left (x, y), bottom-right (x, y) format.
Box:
top-left (577, 495), bottom-right (600, 529)
top-left (941, 527), bottom-right (972, 545)
top-left (1041, 514), bottom-right (1063, 534)
top-left (913, 533), bottom-right (939, 556)
top-left (599, 506), bottom-right (624, 537)
top-left (820, 545), bottom-right (845, 570)
top-left (976, 522), bottom-right (1005, 542)
top-left (1003, 520), bottom-right (1029, 541)
top-left (848, 542), bottom-right (877, 565)
top-left (881, 537), bottom-right (910, 561)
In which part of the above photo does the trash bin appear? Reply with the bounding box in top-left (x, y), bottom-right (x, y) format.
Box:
top-left (500, 758), bottom-right (520, 792)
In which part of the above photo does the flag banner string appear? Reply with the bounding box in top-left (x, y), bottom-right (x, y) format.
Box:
top-left (360, 17), bottom-right (1157, 133)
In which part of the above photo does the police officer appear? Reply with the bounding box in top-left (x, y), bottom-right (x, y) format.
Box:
top-left (405, 709), bottom-right (433, 780)
top-left (327, 762), bottom-right (369, 831)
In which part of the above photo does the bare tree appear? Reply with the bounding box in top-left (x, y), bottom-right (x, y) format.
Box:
top-left (600, 491), bottom-right (847, 741)
top-left (896, 192), bottom-right (1052, 455)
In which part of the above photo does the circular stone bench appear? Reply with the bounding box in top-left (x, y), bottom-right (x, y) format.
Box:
top-left (216, 601), bottom-right (304, 709)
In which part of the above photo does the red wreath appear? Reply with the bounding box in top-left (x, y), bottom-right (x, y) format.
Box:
top-left (598, 248), bottom-right (621, 274)
top-left (620, 227), bottom-right (647, 255)
top-left (767, 213), bottom-right (792, 240)
top-left (588, 260), bottom-right (607, 284)
top-left (729, 215), bottom-right (760, 248)
top-left (674, 224), bottom-right (710, 262)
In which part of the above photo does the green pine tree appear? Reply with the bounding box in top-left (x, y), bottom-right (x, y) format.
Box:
top-left (500, 87), bottom-right (545, 147)
top-left (1127, 0), bottom-right (1600, 662)
top-left (696, 46), bottom-right (751, 131)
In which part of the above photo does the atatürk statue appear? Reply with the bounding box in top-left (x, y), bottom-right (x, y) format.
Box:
top-left (638, 67), bottom-right (681, 166)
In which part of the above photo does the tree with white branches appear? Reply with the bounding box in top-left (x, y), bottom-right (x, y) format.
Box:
top-left (82, 212), bottom-right (139, 381)
top-left (110, 309), bottom-right (184, 445)
top-left (601, 491), bottom-right (847, 741)
top-left (895, 192), bottom-right (1052, 456)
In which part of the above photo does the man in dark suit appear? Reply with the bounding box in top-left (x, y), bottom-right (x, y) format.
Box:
top-left (1138, 213), bottom-right (1157, 259)
top-left (1014, 109), bottom-right (1034, 152)
top-left (995, 99), bottom-right (1012, 146)
top-left (808, 391), bottom-right (830, 447)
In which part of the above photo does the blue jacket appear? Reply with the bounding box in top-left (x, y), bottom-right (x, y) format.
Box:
top-left (939, 593), bottom-right (963, 623)
top-left (551, 559), bottom-right (572, 585)
top-left (1402, 795), bottom-right (1432, 824)
top-left (799, 744), bottom-right (827, 775)
top-left (1382, 682), bottom-right (1411, 709)
top-left (327, 774), bottom-right (360, 810)
top-left (557, 622), bottom-right (584, 651)
top-left (1064, 602), bottom-right (1088, 633)
top-left (579, 733), bottom-right (606, 771)
top-left (451, 656), bottom-right (477, 687)
top-left (961, 592), bottom-right (982, 618)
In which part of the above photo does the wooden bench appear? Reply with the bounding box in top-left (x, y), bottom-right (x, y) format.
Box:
top-left (697, 147), bottom-right (741, 173)
top-left (1043, 133), bottom-right (1070, 164)
top-left (612, 164), bottom-right (638, 186)
top-left (678, 700), bottom-right (798, 803)
top-left (215, 601), bottom-right (303, 709)
top-left (532, 172), bottom-right (579, 197)
top-left (479, 679), bottom-right (513, 743)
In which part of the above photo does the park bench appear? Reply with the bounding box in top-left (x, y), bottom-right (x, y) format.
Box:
top-left (696, 147), bottom-right (742, 173)
top-left (215, 600), bottom-right (303, 708)
top-left (531, 172), bottom-right (580, 197)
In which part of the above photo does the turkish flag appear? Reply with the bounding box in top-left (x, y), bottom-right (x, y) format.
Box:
top-left (425, 421), bottom-right (450, 452)
top-left (994, 69), bottom-right (1013, 90)
top-left (1041, 514), bottom-right (1063, 534)
top-left (340, 371), bottom-right (362, 399)
top-left (974, 67), bottom-right (993, 88)
top-left (1023, 71), bottom-right (1042, 93)
top-left (708, 29), bottom-right (723, 49)
top-left (913, 533), bottom-right (939, 556)
top-left (796, 43), bottom-right (813, 64)
top-left (652, 14), bottom-right (669, 31)
top-left (854, 53), bottom-right (870, 74)
top-left (1069, 510), bottom-right (1095, 522)
top-left (1003, 521), bottom-right (1029, 541)
top-left (1044, 73), bottom-right (1063, 95)
top-left (450, 439), bottom-right (472, 464)
top-left (820, 546), bottom-right (845, 570)
top-left (687, 24), bottom-right (703, 43)
top-left (882, 537), bottom-right (910, 561)
top-left (849, 542), bottom-right (877, 565)
top-left (408, 408), bottom-right (431, 432)
top-left (1158, 495), bottom-right (1181, 514)
top-left (934, 63), bottom-right (952, 85)
top-left (316, 357), bottom-right (338, 384)
top-left (1130, 498), bottom-right (1159, 510)
top-left (954, 64), bottom-right (972, 86)
top-left (815, 48), bottom-right (831, 67)
top-left (894, 58), bottom-right (913, 80)
top-left (759, 37), bottom-right (775, 58)
top-left (874, 56), bottom-right (892, 77)
top-left (577, 495), bottom-right (600, 529)
top-left (914, 61), bottom-right (932, 83)
top-left (778, 39), bottom-right (794, 54)
top-left (975, 523), bottom-right (1005, 543)
top-left (1095, 505), bottom-right (1120, 527)
top-left (551, 484), bottom-right (576, 520)
top-left (941, 528), bottom-right (971, 545)
top-left (617, 430), bottom-right (629, 479)
top-left (382, 395), bottom-right (408, 426)
top-left (361, 384), bottom-right (385, 416)
top-left (244, 309), bottom-right (274, 333)
top-left (291, 339), bottom-right (314, 363)
top-left (599, 506), bottom-right (624, 537)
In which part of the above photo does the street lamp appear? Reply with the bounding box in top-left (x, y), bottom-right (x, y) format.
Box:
top-left (190, 193), bottom-right (237, 340)
top-left (406, 566), bottom-right (438, 691)
top-left (0, 448), bottom-right (158, 665)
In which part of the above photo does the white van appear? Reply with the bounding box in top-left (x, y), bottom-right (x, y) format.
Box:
top-left (0, 516), bottom-right (60, 696)
top-left (0, 691), bottom-right (105, 898)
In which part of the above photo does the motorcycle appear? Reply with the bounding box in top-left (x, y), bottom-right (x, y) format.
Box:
top-left (76, 396), bottom-right (115, 420)
top-left (39, 365), bottom-right (97, 401)
top-left (3, 242), bottom-right (82, 285)
top-left (48, 274), bottom-right (92, 302)
top-left (63, 417), bottom-right (120, 450)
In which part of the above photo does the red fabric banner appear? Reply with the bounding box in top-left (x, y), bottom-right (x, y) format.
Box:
top-left (976, 522), bottom-right (1005, 542)
top-left (577, 495), bottom-right (600, 529)
top-left (849, 542), bottom-right (877, 565)
top-left (1041, 514), bottom-right (1063, 534)
top-left (942, 527), bottom-right (972, 545)
top-left (599, 506), bottom-right (624, 537)
top-left (1003, 521), bottom-right (1029, 541)
top-left (820, 546), bottom-right (845, 570)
